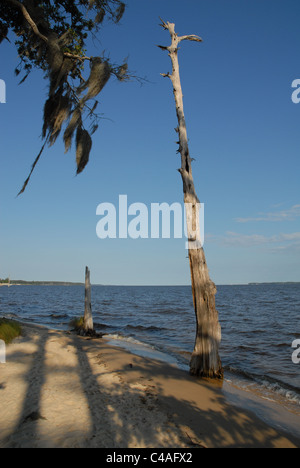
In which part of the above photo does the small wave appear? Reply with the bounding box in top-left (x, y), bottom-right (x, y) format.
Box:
top-left (94, 322), bottom-right (113, 330)
top-left (224, 365), bottom-right (300, 406)
top-left (50, 313), bottom-right (69, 319)
top-left (104, 333), bottom-right (181, 367)
top-left (237, 345), bottom-right (256, 351)
top-left (258, 379), bottom-right (300, 406)
top-left (153, 308), bottom-right (174, 316)
top-left (258, 300), bottom-right (278, 305)
top-left (273, 342), bottom-right (292, 349)
top-left (104, 333), bottom-right (155, 349)
top-left (1, 312), bottom-right (19, 319)
top-left (225, 365), bottom-right (257, 382)
top-left (125, 324), bottom-right (165, 332)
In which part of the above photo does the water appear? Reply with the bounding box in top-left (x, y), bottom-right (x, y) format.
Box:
top-left (1, 283), bottom-right (300, 418)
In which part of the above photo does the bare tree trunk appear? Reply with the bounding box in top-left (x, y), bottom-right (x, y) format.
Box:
top-left (84, 266), bottom-right (94, 333)
top-left (159, 20), bottom-right (223, 379)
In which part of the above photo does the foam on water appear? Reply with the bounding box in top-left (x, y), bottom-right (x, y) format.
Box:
top-left (104, 333), bottom-right (181, 367)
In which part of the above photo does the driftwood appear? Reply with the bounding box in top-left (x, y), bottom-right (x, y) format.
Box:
top-left (159, 20), bottom-right (223, 379)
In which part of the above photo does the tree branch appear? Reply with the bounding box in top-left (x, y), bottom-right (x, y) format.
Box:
top-left (5, 0), bottom-right (99, 66)
top-left (178, 35), bottom-right (203, 43)
top-left (159, 17), bottom-right (169, 30)
top-left (63, 52), bottom-right (91, 62)
top-left (157, 44), bottom-right (170, 51)
top-left (4, 0), bottom-right (49, 43)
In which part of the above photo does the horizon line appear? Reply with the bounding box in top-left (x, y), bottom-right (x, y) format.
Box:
top-left (2, 280), bottom-right (299, 287)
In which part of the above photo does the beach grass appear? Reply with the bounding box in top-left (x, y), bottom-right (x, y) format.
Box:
top-left (0, 318), bottom-right (22, 344)
top-left (69, 316), bottom-right (84, 332)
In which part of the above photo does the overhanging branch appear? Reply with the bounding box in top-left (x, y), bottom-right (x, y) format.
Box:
top-left (4, 0), bottom-right (49, 43)
top-left (4, 0), bottom-right (95, 64)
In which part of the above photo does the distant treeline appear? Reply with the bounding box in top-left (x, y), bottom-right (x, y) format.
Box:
top-left (248, 282), bottom-right (300, 285)
top-left (0, 279), bottom-right (84, 286)
top-left (0, 278), bottom-right (9, 284)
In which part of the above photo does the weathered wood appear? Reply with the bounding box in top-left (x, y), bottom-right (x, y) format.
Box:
top-left (159, 20), bottom-right (223, 379)
top-left (84, 266), bottom-right (94, 333)
top-left (0, 339), bottom-right (6, 364)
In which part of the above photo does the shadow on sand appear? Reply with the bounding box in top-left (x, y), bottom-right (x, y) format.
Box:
top-left (1, 326), bottom-right (299, 448)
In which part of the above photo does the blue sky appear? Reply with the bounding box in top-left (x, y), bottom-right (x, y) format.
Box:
top-left (0, 0), bottom-right (299, 285)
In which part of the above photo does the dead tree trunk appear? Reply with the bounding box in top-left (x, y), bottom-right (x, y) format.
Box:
top-left (84, 266), bottom-right (94, 333)
top-left (159, 20), bottom-right (223, 379)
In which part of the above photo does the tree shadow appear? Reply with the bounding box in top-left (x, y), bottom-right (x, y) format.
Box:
top-left (71, 334), bottom-right (118, 447)
top-left (1, 326), bottom-right (299, 448)
top-left (72, 334), bottom-right (191, 448)
top-left (2, 326), bottom-right (49, 447)
top-left (72, 337), bottom-right (300, 448)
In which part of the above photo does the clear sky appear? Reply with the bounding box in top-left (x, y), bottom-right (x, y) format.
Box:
top-left (0, 0), bottom-right (299, 285)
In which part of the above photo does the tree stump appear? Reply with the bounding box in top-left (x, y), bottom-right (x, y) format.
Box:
top-left (83, 266), bottom-right (94, 334)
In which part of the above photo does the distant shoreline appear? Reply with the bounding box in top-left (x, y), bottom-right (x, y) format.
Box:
top-left (247, 282), bottom-right (300, 285)
top-left (0, 281), bottom-right (84, 287)
top-left (0, 281), bottom-right (299, 287)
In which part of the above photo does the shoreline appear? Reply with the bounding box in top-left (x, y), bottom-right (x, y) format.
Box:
top-left (105, 334), bottom-right (300, 440)
top-left (0, 321), bottom-right (299, 448)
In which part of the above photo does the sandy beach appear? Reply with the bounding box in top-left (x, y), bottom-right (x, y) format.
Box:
top-left (0, 322), bottom-right (299, 449)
